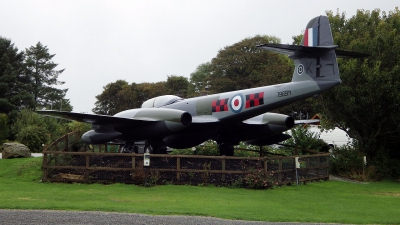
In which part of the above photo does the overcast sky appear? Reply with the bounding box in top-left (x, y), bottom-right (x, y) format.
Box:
top-left (1, 0), bottom-right (398, 113)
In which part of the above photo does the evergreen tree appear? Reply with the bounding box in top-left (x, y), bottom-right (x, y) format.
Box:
top-left (25, 42), bottom-right (70, 110)
top-left (0, 37), bottom-right (34, 117)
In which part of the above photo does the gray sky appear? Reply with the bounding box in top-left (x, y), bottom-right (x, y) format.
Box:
top-left (1, 0), bottom-right (398, 113)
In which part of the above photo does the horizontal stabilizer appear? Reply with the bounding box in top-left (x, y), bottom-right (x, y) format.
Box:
top-left (257, 44), bottom-right (368, 58)
top-left (335, 49), bottom-right (369, 58)
top-left (294, 119), bottom-right (320, 125)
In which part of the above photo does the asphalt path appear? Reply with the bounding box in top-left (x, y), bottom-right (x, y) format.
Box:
top-left (0, 209), bottom-right (347, 225)
top-left (0, 153), bottom-right (43, 159)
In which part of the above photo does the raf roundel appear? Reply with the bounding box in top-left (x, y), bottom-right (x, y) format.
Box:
top-left (297, 64), bottom-right (304, 75)
top-left (229, 93), bottom-right (244, 113)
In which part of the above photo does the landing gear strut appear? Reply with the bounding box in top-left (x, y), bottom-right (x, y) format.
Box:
top-left (120, 142), bottom-right (138, 153)
top-left (151, 142), bottom-right (167, 154)
top-left (218, 142), bottom-right (234, 156)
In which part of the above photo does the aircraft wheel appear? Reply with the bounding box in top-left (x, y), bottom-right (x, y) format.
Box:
top-left (151, 143), bottom-right (167, 154)
top-left (121, 143), bottom-right (135, 153)
top-left (144, 145), bottom-right (152, 153)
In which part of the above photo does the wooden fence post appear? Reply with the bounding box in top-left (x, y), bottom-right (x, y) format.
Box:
top-left (263, 158), bottom-right (268, 178)
top-left (42, 153), bottom-right (48, 182)
top-left (84, 155), bottom-right (90, 182)
top-left (278, 158), bottom-right (282, 185)
top-left (131, 155), bottom-right (136, 180)
top-left (305, 157), bottom-right (310, 184)
top-left (65, 134), bottom-right (69, 151)
top-left (316, 157), bottom-right (320, 179)
top-left (222, 158), bottom-right (226, 182)
top-left (326, 155), bottom-right (330, 177)
top-left (176, 157), bottom-right (180, 182)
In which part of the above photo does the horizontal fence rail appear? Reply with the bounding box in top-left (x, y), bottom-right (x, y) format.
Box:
top-left (42, 151), bottom-right (329, 186)
top-left (42, 132), bottom-right (329, 186)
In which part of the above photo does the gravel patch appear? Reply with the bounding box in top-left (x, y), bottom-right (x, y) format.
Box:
top-left (0, 209), bottom-right (346, 225)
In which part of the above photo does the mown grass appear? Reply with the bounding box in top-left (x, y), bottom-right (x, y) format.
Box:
top-left (0, 157), bottom-right (399, 224)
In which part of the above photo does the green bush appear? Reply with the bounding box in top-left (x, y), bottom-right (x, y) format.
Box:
top-left (16, 125), bottom-right (49, 152)
top-left (329, 145), bottom-right (372, 181)
top-left (242, 159), bottom-right (277, 189)
top-left (281, 126), bottom-right (330, 154)
top-left (170, 141), bottom-right (262, 156)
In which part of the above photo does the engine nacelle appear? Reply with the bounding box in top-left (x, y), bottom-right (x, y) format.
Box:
top-left (114, 108), bottom-right (192, 130)
top-left (241, 113), bottom-right (294, 138)
top-left (244, 112), bottom-right (294, 128)
top-left (82, 129), bottom-right (122, 144)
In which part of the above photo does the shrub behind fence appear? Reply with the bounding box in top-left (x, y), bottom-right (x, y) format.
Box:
top-left (42, 131), bottom-right (329, 186)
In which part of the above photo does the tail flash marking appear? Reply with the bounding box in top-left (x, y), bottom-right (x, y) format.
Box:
top-left (304, 27), bottom-right (318, 46)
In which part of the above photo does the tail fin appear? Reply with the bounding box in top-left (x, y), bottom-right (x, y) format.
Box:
top-left (258, 16), bottom-right (367, 85)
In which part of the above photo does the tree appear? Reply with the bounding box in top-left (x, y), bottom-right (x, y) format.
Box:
top-left (93, 80), bottom-right (129, 115)
top-left (207, 35), bottom-right (293, 94)
top-left (165, 75), bottom-right (189, 97)
top-left (25, 42), bottom-right (69, 110)
top-left (0, 113), bottom-right (9, 145)
top-left (315, 8), bottom-right (400, 177)
top-left (0, 37), bottom-right (34, 117)
top-left (93, 79), bottom-right (172, 115)
top-left (189, 62), bottom-right (211, 96)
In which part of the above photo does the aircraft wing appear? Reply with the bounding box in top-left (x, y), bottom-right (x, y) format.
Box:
top-left (36, 110), bottom-right (157, 127)
top-left (36, 110), bottom-right (138, 125)
top-left (36, 108), bottom-right (192, 128)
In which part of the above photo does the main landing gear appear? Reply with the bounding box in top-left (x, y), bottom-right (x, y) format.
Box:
top-left (120, 142), bottom-right (168, 154)
top-left (218, 142), bottom-right (234, 156)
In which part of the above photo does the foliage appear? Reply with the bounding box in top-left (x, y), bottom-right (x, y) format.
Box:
top-left (207, 35), bottom-right (292, 94)
top-left (143, 171), bottom-right (161, 187)
top-left (165, 75), bottom-right (189, 98)
top-left (60, 120), bottom-right (92, 136)
top-left (11, 109), bottom-right (89, 146)
top-left (243, 167), bottom-right (276, 189)
top-left (93, 80), bottom-right (170, 115)
top-left (330, 145), bottom-right (374, 181)
top-left (0, 113), bottom-right (9, 145)
top-left (11, 109), bottom-right (46, 139)
top-left (170, 140), bottom-right (261, 157)
top-left (0, 37), bottom-right (34, 118)
top-left (188, 62), bottom-right (211, 97)
top-left (25, 42), bottom-right (71, 111)
top-left (311, 9), bottom-right (400, 178)
top-left (281, 126), bottom-right (330, 154)
top-left (93, 80), bottom-right (129, 115)
top-left (16, 125), bottom-right (49, 152)
top-left (239, 159), bottom-right (277, 189)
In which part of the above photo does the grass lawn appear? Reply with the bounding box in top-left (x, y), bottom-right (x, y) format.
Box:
top-left (0, 157), bottom-right (399, 224)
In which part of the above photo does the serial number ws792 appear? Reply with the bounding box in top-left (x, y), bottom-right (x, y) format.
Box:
top-left (277, 90), bottom-right (292, 97)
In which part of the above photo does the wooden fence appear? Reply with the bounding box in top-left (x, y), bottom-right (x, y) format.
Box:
top-left (42, 131), bottom-right (330, 186)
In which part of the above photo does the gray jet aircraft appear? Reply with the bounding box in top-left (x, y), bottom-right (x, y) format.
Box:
top-left (37, 15), bottom-right (366, 155)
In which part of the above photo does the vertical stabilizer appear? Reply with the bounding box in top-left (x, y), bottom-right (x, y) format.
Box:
top-left (292, 16), bottom-right (339, 84)
top-left (257, 16), bottom-right (367, 89)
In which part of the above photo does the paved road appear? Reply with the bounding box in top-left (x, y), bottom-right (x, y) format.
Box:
top-left (0, 209), bottom-right (346, 225)
top-left (0, 153), bottom-right (43, 159)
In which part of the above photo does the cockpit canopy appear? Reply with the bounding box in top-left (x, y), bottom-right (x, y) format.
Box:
top-left (141, 95), bottom-right (183, 108)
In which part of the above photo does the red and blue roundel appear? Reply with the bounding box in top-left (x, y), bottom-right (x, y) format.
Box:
top-left (229, 93), bottom-right (244, 113)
